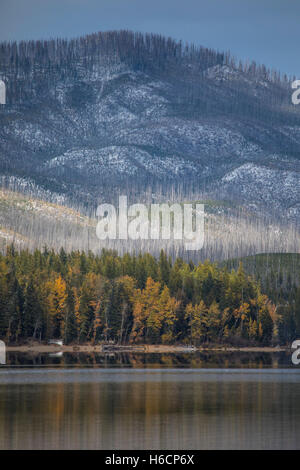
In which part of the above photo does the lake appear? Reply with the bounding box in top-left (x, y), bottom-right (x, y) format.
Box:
top-left (0, 351), bottom-right (299, 449)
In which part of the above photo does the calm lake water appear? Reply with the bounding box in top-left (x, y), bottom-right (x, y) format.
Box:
top-left (0, 351), bottom-right (299, 449)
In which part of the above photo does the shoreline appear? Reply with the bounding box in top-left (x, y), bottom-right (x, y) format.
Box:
top-left (5, 344), bottom-right (290, 354)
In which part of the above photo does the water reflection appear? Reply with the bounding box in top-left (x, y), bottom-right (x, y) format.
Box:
top-left (3, 350), bottom-right (295, 369)
top-left (0, 353), bottom-right (299, 450)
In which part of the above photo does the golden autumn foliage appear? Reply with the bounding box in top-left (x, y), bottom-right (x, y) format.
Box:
top-left (0, 248), bottom-right (289, 345)
top-left (47, 275), bottom-right (67, 337)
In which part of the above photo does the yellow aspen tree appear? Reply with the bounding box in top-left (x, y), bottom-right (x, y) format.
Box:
top-left (207, 301), bottom-right (221, 341)
top-left (130, 290), bottom-right (145, 343)
top-left (47, 275), bottom-right (67, 338)
top-left (72, 286), bottom-right (80, 341)
top-left (159, 285), bottom-right (179, 344)
top-left (185, 300), bottom-right (208, 345)
top-left (249, 318), bottom-right (258, 340)
top-left (144, 278), bottom-right (162, 343)
top-left (92, 300), bottom-right (101, 344)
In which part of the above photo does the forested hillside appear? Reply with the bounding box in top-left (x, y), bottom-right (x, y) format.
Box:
top-left (0, 246), bottom-right (299, 346)
top-left (1, 32), bottom-right (300, 346)
top-left (1, 30), bottom-right (300, 220)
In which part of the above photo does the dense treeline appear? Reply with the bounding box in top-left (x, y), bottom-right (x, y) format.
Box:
top-left (0, 30), bottom-right (289, 83)
top-left (0, 30), bottom-right (225, 103)
top-left (225, 254), bottom-right (300, 343)
top-left (259, 268), bottom-right (300, 344)
top-left (0, 246), bottom-right (297, 346)
top-left (0, 29), bottom-right (293, 109)
top-left (0, 30), bottom-right (224, 74)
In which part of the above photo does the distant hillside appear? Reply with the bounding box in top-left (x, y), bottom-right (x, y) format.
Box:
top-left (0, 188), bottom-right (96, 252)
top-left (223, 253), bottom-right (300, 293)
top-left (1, 188), bottom-right (300, 262)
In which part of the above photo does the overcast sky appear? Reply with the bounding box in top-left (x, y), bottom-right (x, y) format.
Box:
top-left (0, 0), bottom-right (299, 76)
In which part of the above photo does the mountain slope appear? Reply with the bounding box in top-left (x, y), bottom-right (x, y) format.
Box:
top-left (0, 30), bottom-right (300, 220)
top-left (0, 188), bottom-right (300, 262)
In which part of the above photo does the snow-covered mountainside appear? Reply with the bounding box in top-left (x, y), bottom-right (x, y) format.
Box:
top-left (0, 31), bottom-right (300, 220)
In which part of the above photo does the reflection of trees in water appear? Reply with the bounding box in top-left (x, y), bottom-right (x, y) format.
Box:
top-left (5, 350), bottom-right (291, 368)
top-left (0, 372), bottom-right (299, 449)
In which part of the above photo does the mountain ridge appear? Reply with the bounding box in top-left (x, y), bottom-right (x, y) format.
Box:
top-left (0, 30), bottom-right (300, 222)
